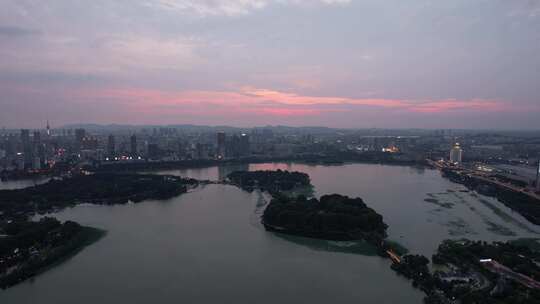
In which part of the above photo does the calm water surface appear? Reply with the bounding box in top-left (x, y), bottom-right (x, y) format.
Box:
top-left (2, 163), bottom-right (539, 304)
top-left (0, 177), bottom-right (50, 190)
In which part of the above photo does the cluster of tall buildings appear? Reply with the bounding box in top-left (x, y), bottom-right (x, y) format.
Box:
top-left (12, 127), bottom-right (51, 171)
top-left (3, 125), bottom-right (540, 195)
top-left (59, 129), bottom-right (259, 162)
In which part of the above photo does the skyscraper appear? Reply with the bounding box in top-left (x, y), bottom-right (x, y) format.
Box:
top-left (20, 129), bottom-right (32, 166)
top-left (239, 133), bottom-right (250, 157)
top-left (20, 129), bottom-right (30, 145)
top-left (130, 134), bottom-right (137, 157)
top-left (107, 135), bottom-right (116, 157)
top-left (75, 128), bottom-right (86, 142)
top-left (217, 131), bottom-right (226, 159)
top-left (75, 128), bottom-right (86, 151)
top-left (449, 143), bottom-right (463, 164)
top-left (33, 131), bottom-right (41, 145)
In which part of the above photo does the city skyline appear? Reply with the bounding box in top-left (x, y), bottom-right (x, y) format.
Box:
top-left (1, 1), bottom-right (540, 129)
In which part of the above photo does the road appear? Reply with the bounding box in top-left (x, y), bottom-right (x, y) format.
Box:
top-left (482, 260), bottom-right (540, 290)
top-left (427, 159), bottom-right (540, 201)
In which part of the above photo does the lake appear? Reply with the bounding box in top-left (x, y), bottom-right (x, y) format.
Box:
top-left (0, 177), bottom-right (50, 190)
top-left (2, 163), bottom-right (539, 304)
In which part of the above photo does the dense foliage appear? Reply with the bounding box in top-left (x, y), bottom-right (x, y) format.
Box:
top-left (433, 239), bottom-right (540, 282)
top-left (227, 170), bottom-right (311, 193)
top-left (0, 217), bottom-right (104, 288)
top-left (262, 194), bottom-right (387, 241)
top-left (431, 239), bottom-right (540, 304)
top-left (0, 173), bottom-right (197, 218)
top-left (391, 254), bottom-right (437, 292)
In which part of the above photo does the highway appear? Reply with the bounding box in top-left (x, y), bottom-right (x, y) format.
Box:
top-left (427, 159), bottom-right (540, 201)
top-left (482, 260), bottom-right (540, 290)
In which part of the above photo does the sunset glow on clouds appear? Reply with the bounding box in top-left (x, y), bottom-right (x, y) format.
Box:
top-left (0, 0), bottom-right (539, 128)
top-left (71, 86), bottom-right (506, 118)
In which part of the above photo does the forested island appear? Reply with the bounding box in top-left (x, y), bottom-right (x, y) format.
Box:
top-left (262, 194), bottom-right (388, 245)
top-left (0, 173), bottom-right (198, 219)
top-left (227, 170), bottom-right (311, 194)
top-left (0, 173), bottom-right (198, 288)
top-left (0, 218), bottom-right (104, 289)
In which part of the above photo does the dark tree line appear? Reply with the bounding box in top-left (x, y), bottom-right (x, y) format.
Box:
top-left (262, 193), bottom-right (388, 241)
top-left (0, 217), bottom-right (105, 289)
top-left (227, 170), bottom-right (311, 194)
top-left (0, 173), bottom-right (198, 218)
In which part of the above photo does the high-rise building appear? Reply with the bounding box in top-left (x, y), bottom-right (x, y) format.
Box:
top-left (75, 128), bottom-right (86, 151)
top-left (81, 136), bottom-right (98, 150)
top-left (239, 133), bottom-right (250, 157)
top-left (147, 143), bottom-right (159, 159)
top-left (217, 131), bottom-right (226, 159)
top-left (107, 135), bottom-right (116, 157)
top-left (20, 129), bottom-right (32, 166)
top-left (20, 129), bottom-right (30, 145)
top-left (46, 120), bottom-right (51, 137)
top-left (195, 143), bottom-right (210, 160)
top-left (449, 143), bottom-right (463, 164)
top-left (130, 135), bottom-right (137, 156)
top-left (536, 160), bottom-right (540, 192)
top-left (75, 128), bottom-right (86, 142)
top-left (33, 131), bottom-right (41, 145)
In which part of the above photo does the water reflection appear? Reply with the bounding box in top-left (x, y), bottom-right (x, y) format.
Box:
top-left (0, 177), bottom-right (50, 190)
top-left (271, 233), bottom-right (380, 256)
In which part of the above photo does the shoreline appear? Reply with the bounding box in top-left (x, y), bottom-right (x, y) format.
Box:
top-left (0, 226), bottom-right (106, 290)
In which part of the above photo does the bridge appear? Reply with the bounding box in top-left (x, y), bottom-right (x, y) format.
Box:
top-left (386, 250), bottom-right (401, 264)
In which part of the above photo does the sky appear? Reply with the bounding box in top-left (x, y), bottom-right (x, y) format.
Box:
top-left (1, 0), bottom-right (539, 129)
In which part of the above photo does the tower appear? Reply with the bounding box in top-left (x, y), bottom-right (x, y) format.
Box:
top-left (46, 120), bottom-right (51, 136)
top-left (449, 143), bottom-right (463, 165)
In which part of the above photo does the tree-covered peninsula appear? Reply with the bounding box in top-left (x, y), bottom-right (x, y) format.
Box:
top-left (262, 194), bottom-right (388, 243)
top-left (227, 170), bottom-right (311, 194)
top-left (0, 172), bottom-right (197, 288)
top-left (0, 217), bottom-right (105, 289)
top-left (0, 173), bottom-right (198, 218)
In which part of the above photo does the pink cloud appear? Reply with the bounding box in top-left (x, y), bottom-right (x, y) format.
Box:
top-left (67, 86), bottom-right (508, 117)
top-left (242, 88), bottom-right (407, 107)
top-left (410, 99), bottom-right (506, 113)
top-left (247, 108), bottom-right (325, 116)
